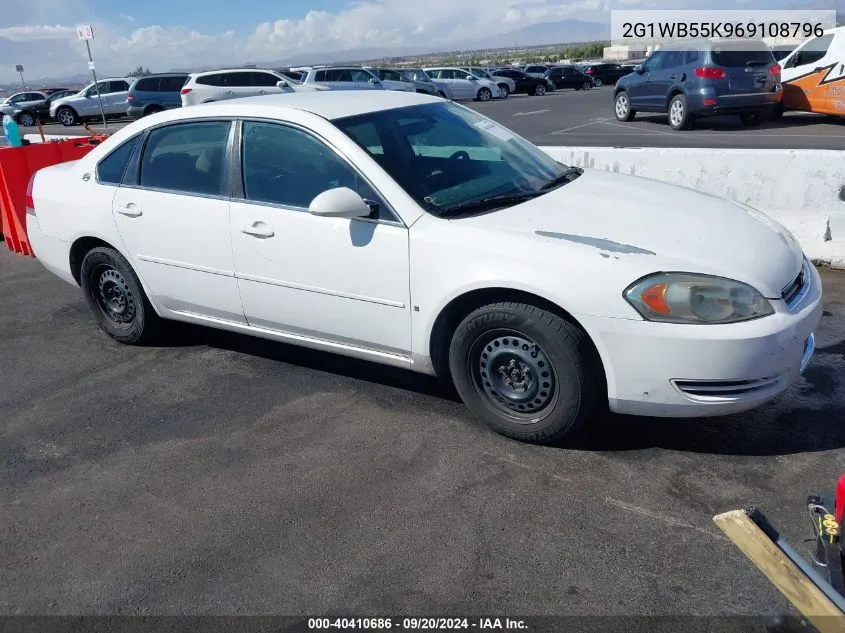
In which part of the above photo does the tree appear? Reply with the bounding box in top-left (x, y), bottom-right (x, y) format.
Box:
top-left (127, 66), bottom-right (152, 77)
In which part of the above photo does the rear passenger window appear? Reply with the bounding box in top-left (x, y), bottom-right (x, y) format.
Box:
top-left (684, 50), bottom-right (700, 64)
top-left (251, 72), bottom-right (279, 87)
top-left (97, 135), bottom-right (140, 185)
top-left (159, 76), bottom-right (189, 91)
top-left (109, 81), bottom-right (130, 93)
top-left (226, 72), bottom-right (253, 86)
top-left (197, 73), bottom-right (225, 86)
top-left (134, 78), bottom-right (159, 91)
top-left (661, 51), bottom-right (686, 69)
top-left (315, 70), bottom-right (327, 81)
top-left (139, 122), bottom-right (231, 196)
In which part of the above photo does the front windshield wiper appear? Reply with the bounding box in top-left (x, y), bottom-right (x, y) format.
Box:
top-left (435, 191), bottom-right (545, 216)
top-left (540, 166), bottom-right (583, 191)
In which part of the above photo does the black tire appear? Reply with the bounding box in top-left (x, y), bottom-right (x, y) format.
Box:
top-left (582, 81), bottom-right (592, 91)
top-left (476, 87), bottom-right (492, 101)
top-left (437, 90), bottom-right (447, 99)
top-left (667, 93), bottom-right (693, 130)
top-left (80, 246), bottom-right (161, 345)
top-left (593, 77), bottom-right (604, 87)
top-left (739, 112), bottom-right (762, 126)
top-left (16, 110), bottom-right (36, 127)
top-left (614, 91), bottom-right (636, 121)
top-left (770, 102), bottom-right (785, 120)
top-left (448, 302), bottom-right (602, 445)
top-left (533, 83), bottom-right (547, 96)
top-left (56, 106), bottom-right (78, 127)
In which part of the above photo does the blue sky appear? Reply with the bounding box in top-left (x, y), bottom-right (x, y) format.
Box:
top-left (0, 0), bottom-right (839, 82)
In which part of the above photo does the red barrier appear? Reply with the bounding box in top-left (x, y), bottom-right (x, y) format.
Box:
top-left (0, 136), bottom-right (108, 256)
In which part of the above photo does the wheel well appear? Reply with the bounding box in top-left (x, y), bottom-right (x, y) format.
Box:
top-left (415, 89), bottom-right (428, 94)
top-left (666, 88), bottom-right (684, 107)
top-left (56, 104), bottom-right (77, 114)
top-left (69, 237), bottom-right (114, 284)
top-left (428, 288), bottom-right (606, 387)
top-left (143, 103), bottom-right (163, 114)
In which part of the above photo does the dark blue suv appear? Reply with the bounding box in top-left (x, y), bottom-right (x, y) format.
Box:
top-left (613, 39), bottom-right (783, 130)
top-left (126, 73), bottom-right (189, 119)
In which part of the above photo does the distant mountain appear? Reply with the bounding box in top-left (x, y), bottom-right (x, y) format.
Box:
top-left (468, 19), bottom-right (610, 49)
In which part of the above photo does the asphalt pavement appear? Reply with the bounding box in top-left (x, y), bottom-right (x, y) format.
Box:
top-left (16, 86), bottom-right (845, 149)
top-left (2, 244), bottom-right (845, 621)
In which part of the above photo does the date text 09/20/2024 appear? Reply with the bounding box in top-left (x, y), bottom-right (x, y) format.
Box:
top-left (307, 618), bottom-right (528, 630)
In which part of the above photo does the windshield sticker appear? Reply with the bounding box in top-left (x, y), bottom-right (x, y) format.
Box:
top-left (474, 120), bottom-right (514, 142)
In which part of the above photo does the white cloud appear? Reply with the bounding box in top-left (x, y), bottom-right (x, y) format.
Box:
top-left (0, 24), bottom-right (76, 41)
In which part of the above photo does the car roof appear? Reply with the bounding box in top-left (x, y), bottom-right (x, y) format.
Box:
top-left (190, 68), bottom-right (278, 77)
top-left (176, 90), bottom-right (441, 120)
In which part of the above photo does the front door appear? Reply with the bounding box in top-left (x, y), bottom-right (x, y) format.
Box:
top-left (111, 119), bottom-right (246, 323)
top-left (780, 32), bottom-right (840, 114)
top-left (229, 120), bottom-right (412, 355)
top-left (627, 51), bottom-right (665, 109)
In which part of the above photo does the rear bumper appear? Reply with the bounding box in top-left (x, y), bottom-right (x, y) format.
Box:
top-left (126, 105), bottom-right (147, 119)
top-left (687, 88), bottom-right (782, 115)
top-left (26, 215), bottom-right (77, 287)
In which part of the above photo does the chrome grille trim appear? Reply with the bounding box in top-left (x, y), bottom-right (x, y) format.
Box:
top-left (672, 376), bottom-right (780, 398)
top-left (782, 258), bottom-right (812, 311)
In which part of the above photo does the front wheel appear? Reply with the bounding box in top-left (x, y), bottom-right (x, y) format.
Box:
top-left (56, 106), bottom-right (78, 127)
top-left (582, 81), bottom-right (592, 91)
top-left (80, 246), bottom-right (162, 345)
top-left (448, 302), bottom-right (602, 445)
top-left (16, 111), bottom-right (36, 127)
top-left (614, 91), bottom-right (636, 121)
top-left (476, 87), bottom-right (492, 101)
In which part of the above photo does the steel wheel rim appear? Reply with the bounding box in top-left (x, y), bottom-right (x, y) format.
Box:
top-left (91, 264), bottom-right (136, 326)
top-left (20, 113), bottom-right (34, 126)
top-left (468, 329), bottom-right (558, 423)
top-left (615, 95), bottom-right (629, 118)
top-left (670, 100), bottom-right (684, 126)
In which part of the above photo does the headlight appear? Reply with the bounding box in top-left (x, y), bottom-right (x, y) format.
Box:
top-left (624, 273), bottom-right (774, 324)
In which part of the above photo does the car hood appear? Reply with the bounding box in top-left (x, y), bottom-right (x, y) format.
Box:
top-left (455, 169), bottom-right (803, 299)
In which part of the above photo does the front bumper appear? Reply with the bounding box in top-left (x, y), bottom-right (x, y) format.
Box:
top-left (580, 262), bottom-right (823, 418)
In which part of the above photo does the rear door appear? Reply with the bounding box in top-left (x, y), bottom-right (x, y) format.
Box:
top-left (710, 41), bottom-right (778, 107)
top-left (104, 80), bottom-right (130, 114)
top-left (158, 75), bottom-right (189, 108)
top-left (222, 72), bottom-right (257, 100)
top-left (780, 32), bottom-right (840, 114)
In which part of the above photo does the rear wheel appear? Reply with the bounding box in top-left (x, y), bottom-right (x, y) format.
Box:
top-left (533, 83), bottom-right (547, 96)
top-left (770, 102), bottom-right (785, 120)
top-left (497, 83), bottom-right (510, 98)
top-left (143, 104), bottom-right (164, 116)
top-left (80, 246), bottom-right (162, 345)
top-left (593, 77), bottom-right (604, 87)
top-left (16, 111), bottom-right (35, 127)
top-left (582, 81), bottom-right (592, 91)
top-left (448, 302), bottom-right (602, 445)
top-left (667, 94), bottom-right (693, 130)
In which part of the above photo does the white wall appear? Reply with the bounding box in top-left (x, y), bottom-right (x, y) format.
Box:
top-left (539, 146), bottom-right (845, 269)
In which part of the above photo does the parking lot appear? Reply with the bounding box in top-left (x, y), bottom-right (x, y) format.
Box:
top-left (2, 238), bottom-right (845, 621)
top-left (17, 85), bottom-right (845, 150)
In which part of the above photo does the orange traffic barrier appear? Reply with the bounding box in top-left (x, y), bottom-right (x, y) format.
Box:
top-left (0, 136), bottom-right (107, 256)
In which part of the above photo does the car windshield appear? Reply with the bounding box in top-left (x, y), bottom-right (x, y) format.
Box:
top-left (333, 101), bottom-right (580, 217)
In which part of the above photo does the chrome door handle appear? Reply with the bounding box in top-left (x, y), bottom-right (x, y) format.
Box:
top-left (117, 203), bottom-right (142, 217)
top-left (241, 223), bottom-right (274, 238)
top-left (259, 90), bottom-right (267, 95)
top-left (226, 90), bottom-right (234, 95)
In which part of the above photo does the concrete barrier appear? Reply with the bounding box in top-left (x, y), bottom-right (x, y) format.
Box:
top-left (539, 146), bottom-right (845, 270)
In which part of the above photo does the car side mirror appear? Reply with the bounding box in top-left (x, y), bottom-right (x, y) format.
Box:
top-left (309, 187), bottom-right (372, 219)
top-left (276, 80), bottom-right (289, 88)
top-left (635, 65), bottom-right (645, 74)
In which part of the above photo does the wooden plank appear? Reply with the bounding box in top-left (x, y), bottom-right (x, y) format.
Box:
top-left (713, 509), bottom-right (845, 633)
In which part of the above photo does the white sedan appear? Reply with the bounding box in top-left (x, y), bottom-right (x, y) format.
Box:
top-left (26, 91), bottom-right (822, 445)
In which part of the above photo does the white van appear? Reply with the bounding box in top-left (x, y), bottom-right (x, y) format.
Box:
top-left (776, 26), bottom-right (845, 117)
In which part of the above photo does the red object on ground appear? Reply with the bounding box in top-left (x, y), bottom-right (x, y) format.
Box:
top-left (0, 136), bottom-right (107, 256)
top-left (836, 472), bottom-right (845, 522)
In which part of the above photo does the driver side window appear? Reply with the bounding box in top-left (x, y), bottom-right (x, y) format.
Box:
top-left (790, 33), bottom-right (834, 67)
top-left (642, 51), bottom-right (665, 72)
top-left (240, 121), bottom-right (392, 220)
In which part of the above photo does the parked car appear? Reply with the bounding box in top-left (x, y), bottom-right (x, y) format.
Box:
top-left (423, 67), bottom-right (500, 101)
top-left (49, 78), bottom-right (132, 126)
top-left (460, 67), bottom-right (515, 98)
top-left (180, 68), bottom-right (324, 106)
top-left (300, 66), bottom-right (386, 91)
top-left (277, 69), bottom-right (304, 83)
top-left (362, 68), bottom-right (416, 92)
top-left (545, 66), bottom-right (595, 91)
top-left (371, 67), bottom-right (439, 96)
top-left (488, 68), bottom-right (550, 96)
top-left (0, 91), bottom-right (53, 126)
top-left (400, 68), bottom-right (453, 99)
top-left (127, 73), bottom-right (189, 119)
top-left (776, 27), bottom-right (842, 118)
top-left (580, 63), bottom-right (629, 87)
top-left (770, 45), bottom-right (797, 62)
top-left (26, 91), bottom-right (821, 446)
top-left (613, 39), bottom-right (782, 130)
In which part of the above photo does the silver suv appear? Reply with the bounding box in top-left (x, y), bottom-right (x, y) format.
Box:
top-left (300, 66), bottom-right (386, 91)
top-left (50, 78), bottom-right (131, 126)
